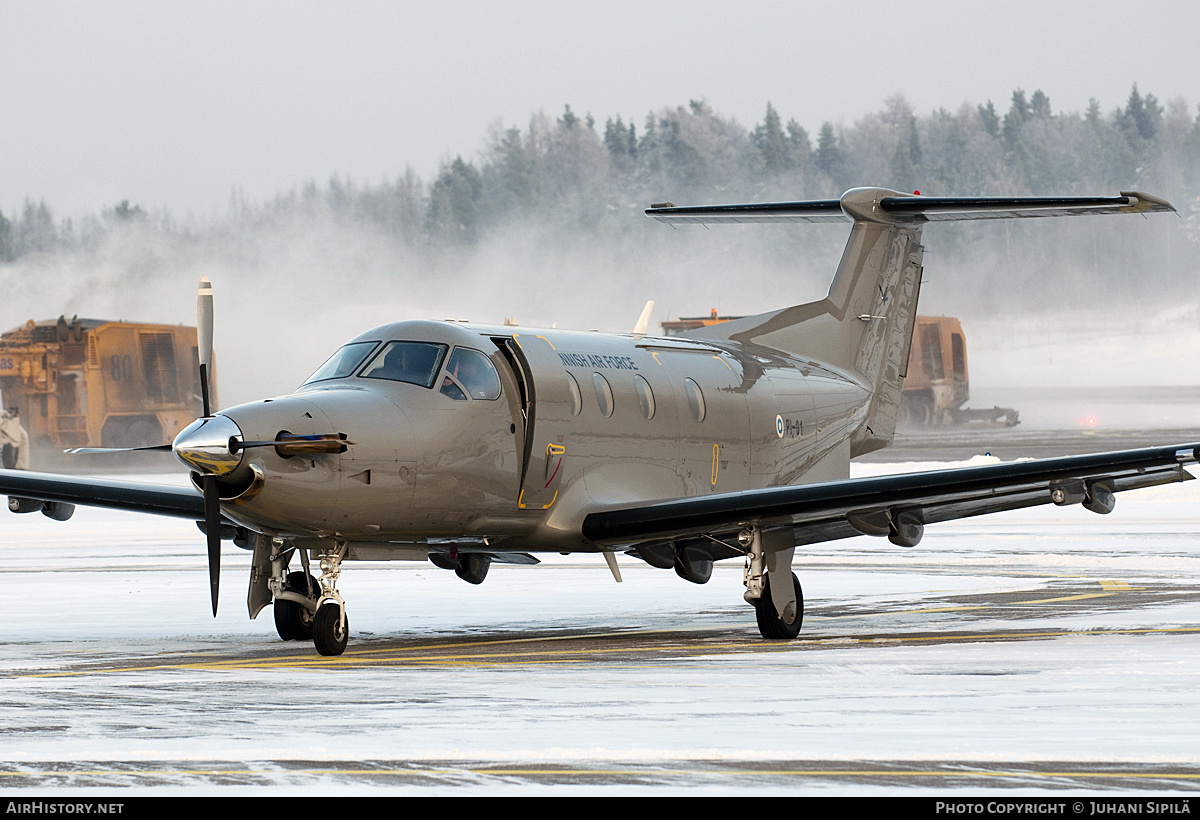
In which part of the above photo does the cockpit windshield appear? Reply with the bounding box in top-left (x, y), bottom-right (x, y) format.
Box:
top-left (359, 341), bottom-right (447, 388)
top-left (302, 341), bottom-right (379, 385)
top-left (439, 347), bottom-right (502, 400)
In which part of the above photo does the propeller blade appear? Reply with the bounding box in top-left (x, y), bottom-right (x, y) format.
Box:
top-left (64, 444), bottom-right (173, 454)
top-left (197, 277), bottom-right (214, 417)
top-left (203, 473), bottom-right (221, 616)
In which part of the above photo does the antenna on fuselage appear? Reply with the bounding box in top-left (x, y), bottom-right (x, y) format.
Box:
top-left (632, 300), bottom-right (655, 339)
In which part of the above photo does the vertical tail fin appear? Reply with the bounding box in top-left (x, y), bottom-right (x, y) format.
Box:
top-left (671, 188), bottom-right (924, 455)
top-left (648, 187), bottom-right (1174, 456)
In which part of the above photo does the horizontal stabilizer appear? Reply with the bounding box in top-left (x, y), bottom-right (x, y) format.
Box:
top-left (647, 199), bottom-right (844, 224)
top-left (646, 190), bottom-right (1175, 224)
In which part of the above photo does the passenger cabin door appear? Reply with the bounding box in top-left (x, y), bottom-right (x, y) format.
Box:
top-left (501, 334), bottom-right (572, 510)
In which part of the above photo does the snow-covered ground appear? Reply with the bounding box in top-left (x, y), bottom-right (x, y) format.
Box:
top-left (2, 463), bottom-right (1199, 793)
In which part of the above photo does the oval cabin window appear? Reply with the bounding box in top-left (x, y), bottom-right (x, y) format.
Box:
top-left (684, 378), bottom-right (705, 422)
top-left (634, 375), bottom-right (655, 420)
top-left (592, 372), bottom-right (614, 418)
top-left (566, 372), bottom-right (582, 416)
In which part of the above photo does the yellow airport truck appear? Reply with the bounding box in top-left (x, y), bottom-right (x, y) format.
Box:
top-left (663, 311), bottom-right (1017, 427)
top-left (0, 316), bottom-right (214, 457)
top-left (899, 316), bottom-right (1017, 427)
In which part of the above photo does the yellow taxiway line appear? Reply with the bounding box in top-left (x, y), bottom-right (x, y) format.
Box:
top-left (1, 765), bottom-right (1199, 782)
top-left (20, 626), bottom-right (1200, 676)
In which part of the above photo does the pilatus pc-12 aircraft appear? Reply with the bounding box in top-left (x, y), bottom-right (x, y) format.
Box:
top-left (1, 187), bottom-right (1194, 655)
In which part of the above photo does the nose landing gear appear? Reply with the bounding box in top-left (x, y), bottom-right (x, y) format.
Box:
top-left (313, 601), bottom-right (349, 656)
top-left (266, 537), bottom-right (350, 656)
top-left (312, 542), bottom-right (348, 656)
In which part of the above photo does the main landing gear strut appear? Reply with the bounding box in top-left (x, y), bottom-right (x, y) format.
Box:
top-left (740, 526), bottom-right (804, 639)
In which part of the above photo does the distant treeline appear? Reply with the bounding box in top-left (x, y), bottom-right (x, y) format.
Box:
top-left (2, 86), bottom-right (1198, 310)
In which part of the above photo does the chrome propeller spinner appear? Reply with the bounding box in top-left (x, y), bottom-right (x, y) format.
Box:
top-left (172, 414), bottom-right (245, 476)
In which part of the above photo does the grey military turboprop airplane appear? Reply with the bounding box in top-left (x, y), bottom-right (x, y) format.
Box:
top-left (1, 187), bottom-right (1195, 656)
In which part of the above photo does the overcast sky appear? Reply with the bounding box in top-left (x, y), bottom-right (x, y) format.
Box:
top-left (3, 0), bottom-right (1198, 219)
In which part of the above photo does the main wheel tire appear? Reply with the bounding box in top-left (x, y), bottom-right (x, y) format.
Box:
top-left (754, 572), bottom-right (804, 640)
top-left (287, 571), bottom-right (321, 599)
top-left (273, 572), bottom-right (320, 641)
top-left (313, 603), bottom-right (348, 656)
top-left (274, 599), bottom-right (303, 641)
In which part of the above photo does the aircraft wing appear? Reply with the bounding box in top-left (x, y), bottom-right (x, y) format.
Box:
top-left (581, 443), bottom-right (1200, 552)
top-left (0, 469), bottom-right (205, 519)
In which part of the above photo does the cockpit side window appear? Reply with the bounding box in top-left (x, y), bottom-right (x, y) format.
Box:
top-left (440, 347), bottom-right (502, 401)
top-left (360, 341), bottom-right (447, 388)
top-left (302, 341), bottom-right (379, 385)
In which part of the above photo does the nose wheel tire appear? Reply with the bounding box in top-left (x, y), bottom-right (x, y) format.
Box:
top-left (273, 572), bottom-right (321, 641)
top-left (313, 602), bottom-right (348, 656)
top-left (753, 572), bottom-right (804, 640)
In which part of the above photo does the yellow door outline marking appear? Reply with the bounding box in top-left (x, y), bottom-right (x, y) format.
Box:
top-left (517, 489), bottom-right (559, 510)
top-left (711, 444), bottom-right (720, 486)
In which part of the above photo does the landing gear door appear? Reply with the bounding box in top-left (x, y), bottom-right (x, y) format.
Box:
top-left (506, 334), bottom-right (572, 510)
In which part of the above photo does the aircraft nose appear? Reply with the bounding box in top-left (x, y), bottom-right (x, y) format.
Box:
top-left (172, 414), bottom-right (245, 476)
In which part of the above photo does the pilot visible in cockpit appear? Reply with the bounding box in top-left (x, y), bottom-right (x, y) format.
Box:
top-left (380, 343), bottom-right (419, 382)
top-left (440, 348), bottom-right (501, 401)
top-left (359, 341), bottom-right (444, 388)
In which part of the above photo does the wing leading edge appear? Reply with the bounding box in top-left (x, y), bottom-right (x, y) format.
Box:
top-left (0, 469), bottom-right (205, 519)
top-left (581, 443), bottom-right (1200, 550)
